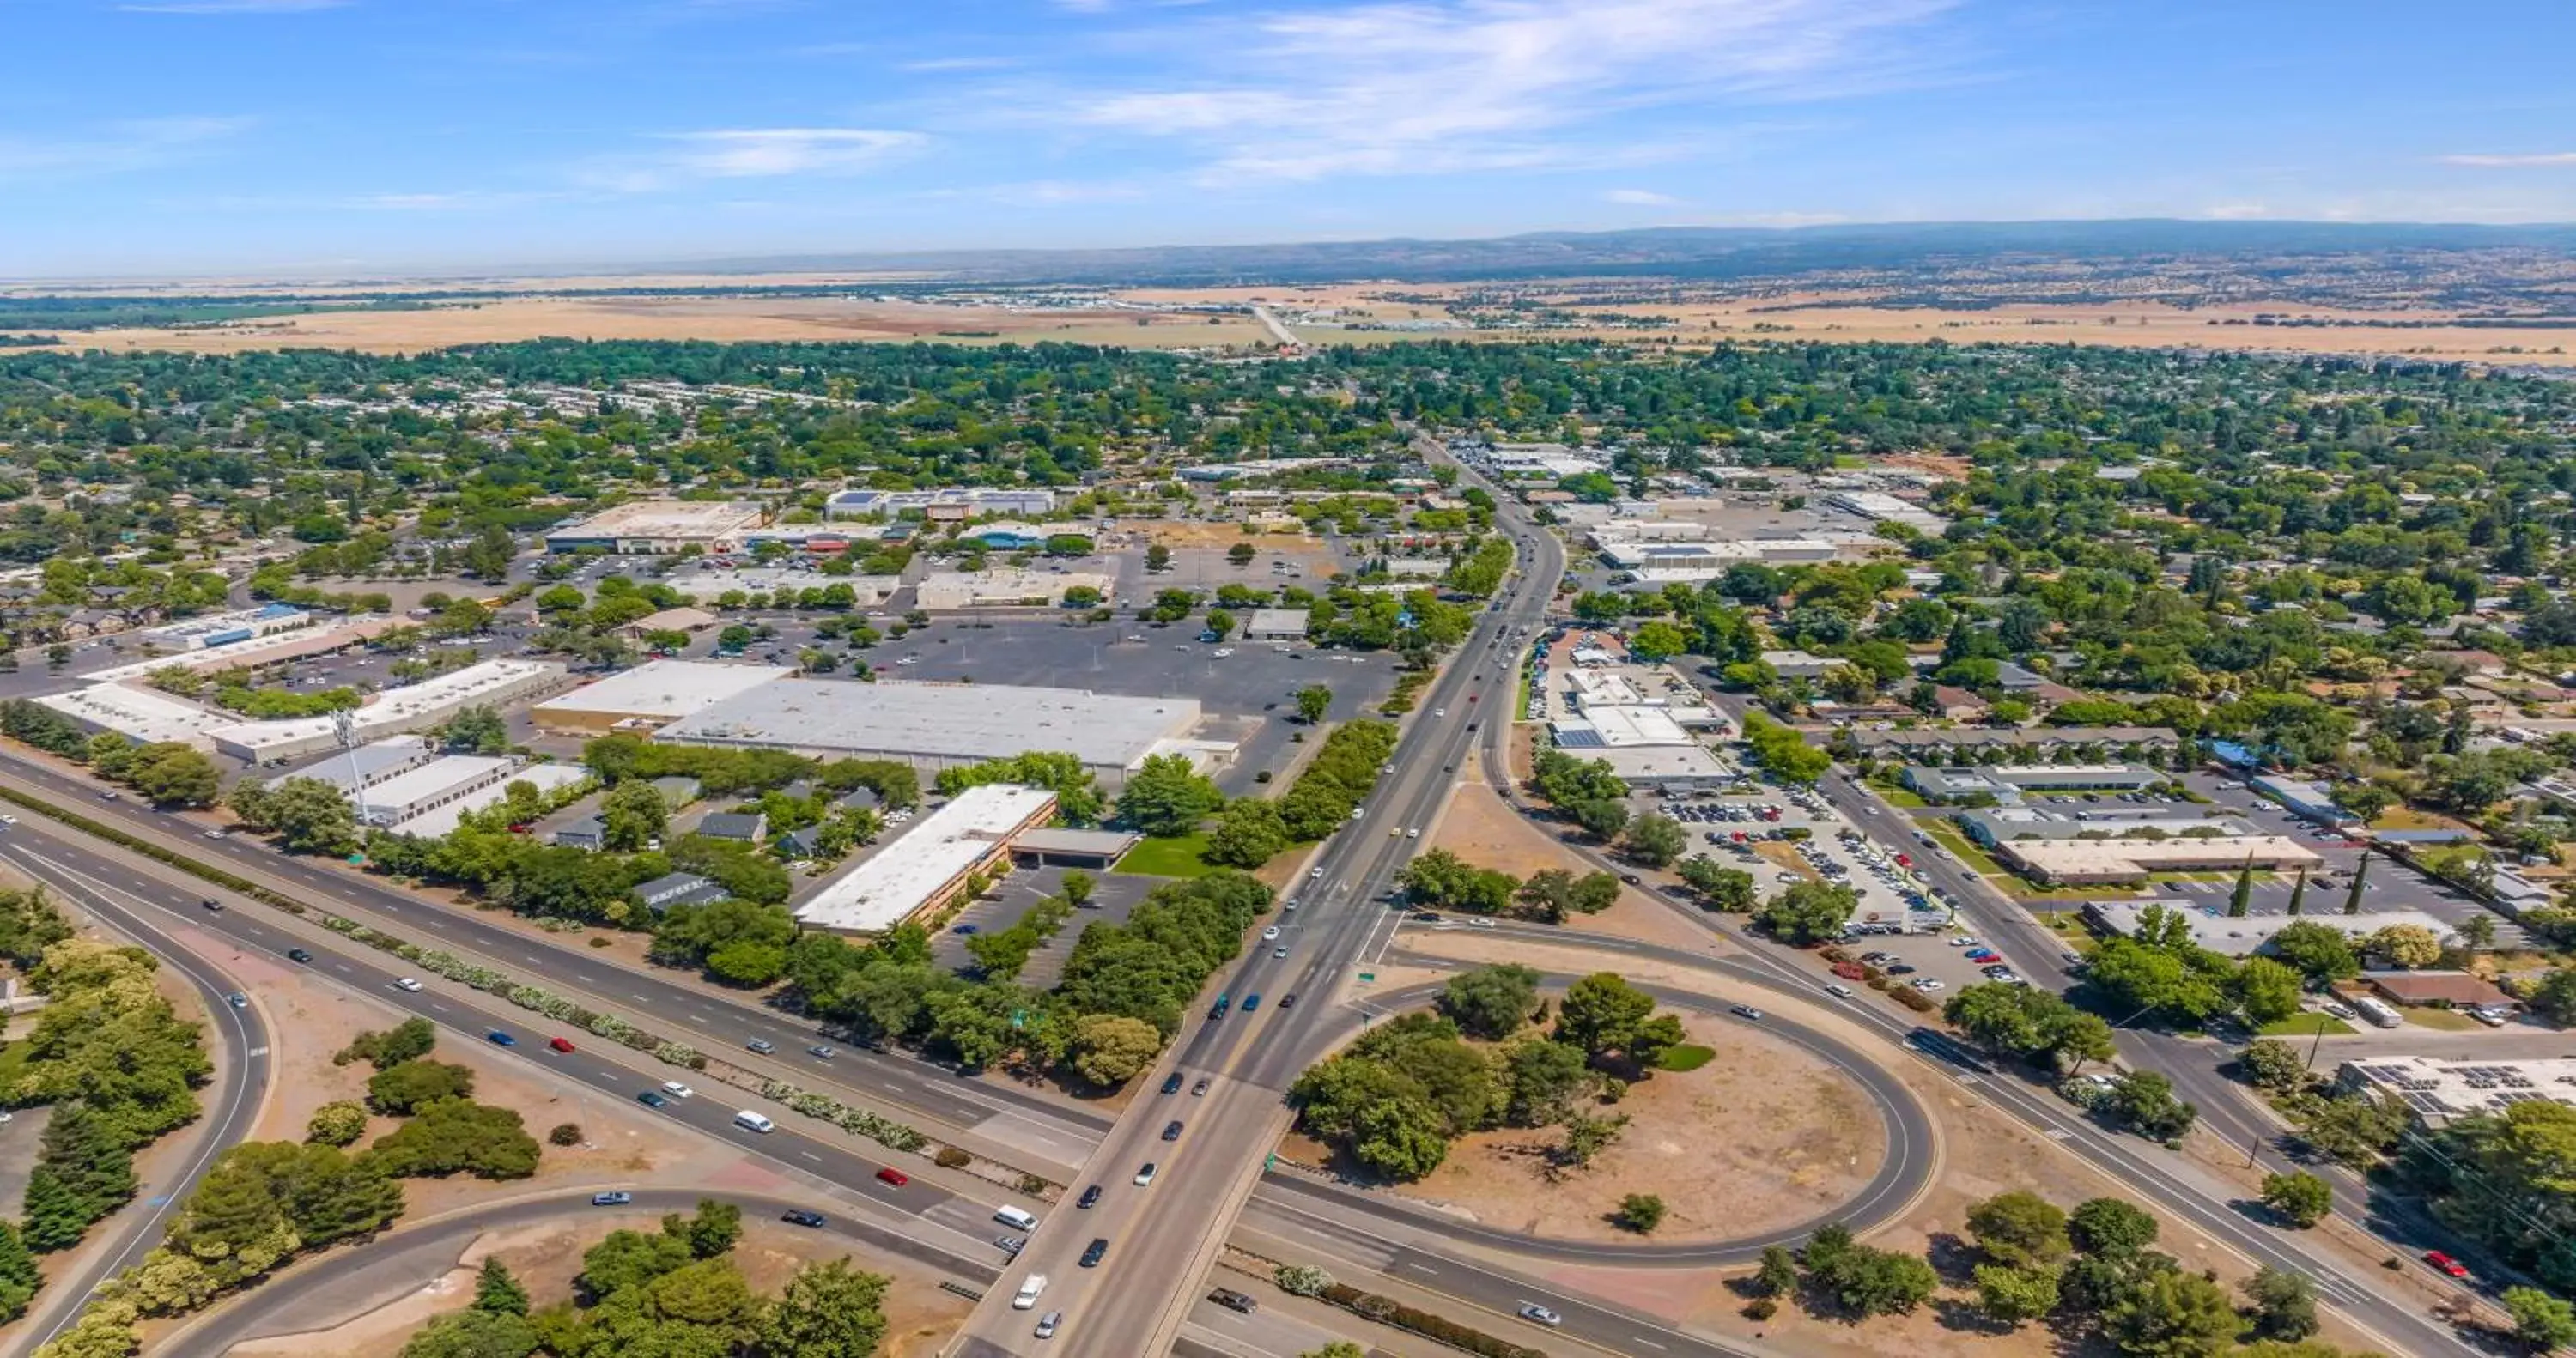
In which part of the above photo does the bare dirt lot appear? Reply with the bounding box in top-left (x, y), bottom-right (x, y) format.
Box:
top-left (1385, 1011), bottom-right (1881, 1243)
top-left (228, 1216), bottom-right (973, 1358)
top-left (1427, 774), bottom-right (1724, 955)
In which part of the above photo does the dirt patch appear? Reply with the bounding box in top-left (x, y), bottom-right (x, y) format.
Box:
top-left (228, 1216), bottom-right (973, 1358)
top-left (1425, 780), bottom-right (1718, 955)
top-left (1387, 1012), bottom-right (1881, 1242)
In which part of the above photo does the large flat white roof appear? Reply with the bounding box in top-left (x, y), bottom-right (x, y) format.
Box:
top-left (357, 755), bottom-right (512, 819)
top-left (662, 678), bottom-right (1200, 772)
top-left (795, 785), bottom-right (1056, 933)
top-left (533, 658), bottom-right (793, 721)
top-left (548, 500), bottom-right (767, 539)
top-left (389, 763), bottom-right (587, 840)
top-left (34, 682), bottom-right (234, 747)
top-left (219, 658), bottom-right (562, 752)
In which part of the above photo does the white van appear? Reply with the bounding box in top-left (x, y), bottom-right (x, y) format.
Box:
top-left (733, 1110), bottom-right (775, 1133)
top-left (1012, 1273), bottom-right (1049, 1310)
top-left (994, 1205), bottom-right (1040, 1232)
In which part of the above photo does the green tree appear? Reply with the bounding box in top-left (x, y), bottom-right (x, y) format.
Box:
top-left (1974, 1264), bottom-right (2061, 1325)
top-left (1502, 1038), bottom-right (1593, 1127)
top-left (2233, 955), bottom-right (2306, 1025)
top-left (2237, 1038), bottom-right (2310, 1093)
top-left (2259, 1171), bottom-right (2332, 1228)
top-left (1753, 880), bottom-right (1858, 945)
top-left (2227, 859), bottom-right (2254, 918)
top-left (473, 1258), bottom-right (530, 1316)
top-left (2343, 852), bottom-right (2368, 914)
top-left (1676, 857), bottom-right (1755, 910)
top-left (2267, 920), bottom-right (2360, 983)
top-left (1553, 973), bottom-right (1656, 1063)
top-left (1616, 1193), bottom-right (1668, 1233)
top-left (232, 775), bottom-right (360, 857)
top-left (1295, 685), bottom-right (1332, 724)
top-left (1754, 1244), bottom-right (1800, 1298)
top-left (1439, 964), bottom-right (1541, 1040)
top-left (0, 1218), bottom-right (36, 1322)
top-left (2069, 1197), bottom-right (2160, 1257)
top-left (1349, 1094), bottom-right (1451, 1180)
top-left (2244, 1266), bottom-right (2318, 1342)
top-left (398, 1310), bottom-right (538, 1358)
top-left (1115, 753), bottom-right (1224, 836)
top-left (1201, 797), bottom-right (1290, 868)
top-left (368, 1100), bottom-right (542, 1179)
top-left (600, 779), bottom-right (669, 852)
top-left (367, 1059), bottom-right (476, 1115)
top-left (1060, 870), bottom-right (1096, 908)
top-left (1628, 621), bottom-right (1688, 662)
top-left (2102, 1267), bottom-right (2239, 1358)
top-left (125, 744), bottom-right (221, 808)
top-left (2505, 1286), bottom-right (2576, 1354)
top-left (441, 705), bottom-right (510, 755)
top-left (759, 1258), bottom-right (891, 1358)
top-left (23, 1101), bottom-right (136, 1252)
top-left (1069, 1015), bottom-right (1163, 1087)
top-left (338, 1017), bottom-right (438, 1070)
top-left (2108, 1070), bottom-right (2198, 1141)
top-left (307, 1100), bottom-right (369, 1146)
top-left (1623, 813), bottom-right (1687, 867)
top-left (1966, 1191), bottom-right (2070, 1270)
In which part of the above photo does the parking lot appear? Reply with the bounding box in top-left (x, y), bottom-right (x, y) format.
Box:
top-left (927, 864), bottom-right (1162, 988)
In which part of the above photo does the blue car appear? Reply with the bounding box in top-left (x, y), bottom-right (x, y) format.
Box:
top-left (487, 1030), bottom-right (518, 1046)
top-left (1241, 994), bottom-right (1261, 1013)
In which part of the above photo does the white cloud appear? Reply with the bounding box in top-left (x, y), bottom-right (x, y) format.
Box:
top-left (2441, 151), bottom-right (2576, 168)
top-left (1071, 0), bottom-right (1953, 182)
top-left (902, 56), bottom-right (1019, 72)
top-left (656, 128), bottom-right (926, 179)
top-left (0, 116), bottom-right (251, 179)
top-left (1605, 188), bottom-right (1677, 205)
top-left (2200, 202), bottom-right (2271, 220)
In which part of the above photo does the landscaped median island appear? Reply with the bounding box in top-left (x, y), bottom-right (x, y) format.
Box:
top-left (1281, 966), bottom-right (1884, 1241)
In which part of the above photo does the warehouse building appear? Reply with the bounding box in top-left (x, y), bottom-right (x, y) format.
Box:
top-left (355, 755), bottom-right (519, 827)
top-left (2082, 900), bottom-right (2451, 958)
top-left (662, 567), bottom-right (903, 609)
top-left (2334, 1056), bottom-right (2576, 1130)
top-left (1958, 805), bottom-right (2251, 848)
top-left (140, 603), bottom-right (312, 652)
top-left (1592, 744), bottom-right (1735, 791)
top-left (914, 568), bottom-right (1113, 609)
top-left (84, 617), bottom-right (401, 686)
top-left (1242, 609), bottom-right (1309, 641)
top-left (209, 659), bottom-right (563, 764)
top-left (544, 500), bottom-right (770, 555)
top-left (383, 762), bottom-right (587, 840)
top-left (794, 785), bottom-right (1058, 936)
top-left (33, 682), bottom-right (242, 749)
top-left (1993, 834), bottom-right (2323, 886)
top-left (659, 678), bottom-right (1212, 785)
top-left (271, 734), bottom-right (441, 794)
top-left (826, 487), bottom-right (1057, 518)
top-left (530, 658), bottom-right (795, 734)
top-left (1904, 764), bottom-right (2168, 801)
top-left (2252, 773), bottom-right (2351, 826)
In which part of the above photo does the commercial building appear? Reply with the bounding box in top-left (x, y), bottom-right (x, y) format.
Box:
top-left (1959, 805), bottom-right (2251, 848)
top-left (1599, 538), bottom-right (1845, 573)
top-left (1826, 724), bottom-right (2183, 760)
top-left (1012, 827), bottom-right (1143, 870)
top-left (1994, 835), bottom-right (2323, 886)
top-left (355, 755), bottom-right (519, 827)
top-left (1759, 650), bottom-right (1836, 680)
top-left (1904, 764), bottom-right (2167, 801)
top-left (1552, 706), bottom-right (1695, 749)
top-left (82, 617), bottom-right (400, 686)
top-left (659, 678), bottom-right (1212, 784)
top-left (2365, 970), bottom-right (2512, 1010)
top-left (2335, 1056), bottom-right (2576, 1129)
top-left (386, 762), bottom-right (586, 840)
top-left (793, 785), bottom-right (1057, 936)
top-left (622, 606), bottom-right (720, 640)
top-left (1593, 743), bottom-right (1735, 791)
top-left (914, 568), bottom-right (1113, 609)
top-left (210, 659), bottom-right (564, 763)
top-left (531, 659), bottom-right (795, 734)
top-left (544, 500), bottom-right (769, 555)
top-left (2082, 900), bottom-right (2451, 957)
top-left (662, 567), bottom-right (903, 609)
top-left (826, 487), bottom-right (1057, 518)
top-left (635, 871), bottom-right (729, 914)
top-left (2252, 773), bottom-right (2350, 826)
top-left (1825, 490), bottom-right (1949, 534)
top-left (1242, 609), bottom-right (1309, 641)
top-left (33, 682), bottom-right (244, 749)
top-left (140, 603), bottom-right (311, 652)
top-left (271, 734), bottom-right (441, 795)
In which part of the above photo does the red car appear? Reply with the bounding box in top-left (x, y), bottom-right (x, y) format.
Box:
top-left (2423, 1250), bottom-right (2468, 1279)
top-left (548, 1037), bottom-right (576, 1053)
top-left (875, 1167), bottom-right (909, 1187)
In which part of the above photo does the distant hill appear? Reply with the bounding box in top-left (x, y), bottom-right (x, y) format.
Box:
top-left (671, 220), bottom-right (2576, 288)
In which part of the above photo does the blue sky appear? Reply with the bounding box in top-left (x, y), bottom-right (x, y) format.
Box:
top-left (5, 0), bottom-right (2574, 277)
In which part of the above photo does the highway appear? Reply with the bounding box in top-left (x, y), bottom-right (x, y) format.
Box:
top-left (949, 452), bottom-right (1566, 1357)
top-left (165, 1189), bottom-right (1003, 1355)
top-left (0, 755), bottom-right (1114, 1168)
top-left (0, 834), bottom-right (270, 1356)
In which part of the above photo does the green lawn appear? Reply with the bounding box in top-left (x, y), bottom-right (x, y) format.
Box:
top-left (2405, 1007), bottom-right (2482, 1033)
top-left (1866, 781), bottom-right (1930, 808)
top-left (0, 1041), bottom-right (33, 1095)
top-left (1114, 834), bottom-right (1215, 878)
top-left (2258, 1014), bottom-right (2355, 1037)
top-left (1656, 1044), bottom-right (1717, 1072)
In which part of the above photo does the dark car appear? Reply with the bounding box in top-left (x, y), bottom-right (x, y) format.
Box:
top-left (1278, 993), bottom-right (1297, 1010)
top-left (637, 1090), bottom-right (670, 1108)
top-left (200, 898), bottom-right (222, 911)
top-left (1208, 1288), bottom-right (1258, 1314)
top-left (1160, 1073), bottom-right (1183, 1095)
top-left (951, 923), bottom-right (980, 935)
top-left (1241, 993), bottom-right (1261, 1013)
top-left (1191, 1077), bottom-right (1210, 1096)
top-left (591, 1191), bottom-right (632, 1206)
top-left (1077, 1185), bottom-right (1102, 1209)
top-left (1162, 1119), bottom-right (1183, 1142)
top-left (781, 1209), bottom-right (827, 1228)
top-left (1078, 1238), bottom-right (1109, 1268)
top-left (285, 948), bottom-right (313, 963)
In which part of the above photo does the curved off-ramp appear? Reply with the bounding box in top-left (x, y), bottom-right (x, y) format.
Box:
top-left (1257, 964), bottom-right (1941, 1268)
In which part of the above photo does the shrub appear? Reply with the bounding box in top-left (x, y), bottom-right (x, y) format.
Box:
top-left (307, 1101), bottom-right (368, 1147)
top-left (1275, 1264), bottom-right (1334, 1296)
top-left (1743, 1297), bottom-right (1778, 1321)
top-left (934, 1147), bottom-right (972, 1169)
top-left (548, 1123), bottom-right (583, 1147)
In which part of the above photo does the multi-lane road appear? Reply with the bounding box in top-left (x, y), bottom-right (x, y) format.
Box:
top-left (949, 455), bottom-right (1566, 1357)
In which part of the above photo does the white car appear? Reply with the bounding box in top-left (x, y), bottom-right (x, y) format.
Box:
top-left (1261, 925), bottom-right (1282, 941)
top-left (1212, 648), bottom-right (1233, 658)
top-left (393, 977), bottom-right (423, 992)
top-left (1433, 708), bottom-right (1447, 718)
top-left (1519, 1304), bottom-right (1563, 1327)
top-left (662, 1081), bottom-right (696, 1099)
top-left (1406, 828), bottom-right (1420, 839)
top-left (1133, 1162), bottom-right (1158, 1186)
top-left (1911, 978), bottom-right (1946, 992)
